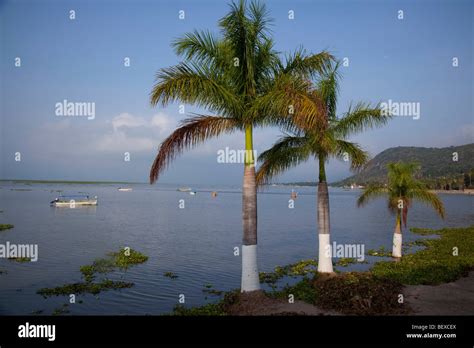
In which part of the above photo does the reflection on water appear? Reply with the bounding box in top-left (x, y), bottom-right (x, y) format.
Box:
top-left (0, 182), bottom-right (472, 314)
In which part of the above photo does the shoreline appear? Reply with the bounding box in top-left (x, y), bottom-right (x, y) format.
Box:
top-left (430, 189), bottom-right (474, 195)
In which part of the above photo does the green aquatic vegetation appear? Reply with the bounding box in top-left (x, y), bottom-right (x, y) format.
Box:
top-left (409, 227), bottom-right (437, 235)
top-left (372, 226), bottom-right (474, 285)
top-left (202, 288), bottom-right (224, 296)
top-left (8, 257), bottom-right (31, 263)
top-left (0, 224), bottom-right (14, 231)
top-left (79, 265), bottom-right (95, 282)
top-left (259, 259), bottom-right (318, 285)
top-left (366, 246), bottom-right (392, 257)
top-left (109, 248), bottom-right (149, 269)
top-left (335, 257), bottom-right (368, 267)
top-left (171, 290), bottom-right (240, 316)
top-left (39, 248), bottom-right (148, 297)
top-left (80, 248), bottom-right (148, 282)
top-left (270, 277), bottom-right (317, 305)
top-left (164, 272), bottom-right (178, 279)
top-left (204, 284), bottom-right (213, 288)
top-left (38, 279), bottom-right (134, 297)
top-left (52, 304), bottom-right (70, 316)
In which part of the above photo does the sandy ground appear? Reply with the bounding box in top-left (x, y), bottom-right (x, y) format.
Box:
top-left (403, 271), bottom-right (474, 315)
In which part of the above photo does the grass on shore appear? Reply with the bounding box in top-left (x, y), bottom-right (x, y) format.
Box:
top-left (371, 225), bottom-right (474, 285)
top-left (172, 225), bottom-right (474, 315)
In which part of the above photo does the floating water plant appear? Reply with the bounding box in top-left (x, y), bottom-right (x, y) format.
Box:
top-left (366, 246), bottom-right (391, 257)
top-left (38, 279), bottom-right (134, 297)
top-left (8, 257), bottom-right (31, 263)
top-left (37, 247), bottom-right (148, 297)
top-left (0, 224), bottom-right (14, 231)
top-left (164, 272), bottom-right (178, 279)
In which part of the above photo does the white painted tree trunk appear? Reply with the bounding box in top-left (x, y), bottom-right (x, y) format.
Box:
top-left (392, 217), bottom-right (402, 258)
top-left (392, 233), bottom-right (402, 258)
top-left (318, 233), bottom-right (334, 273)
top-left (241, 244), bottom-right (260, 292)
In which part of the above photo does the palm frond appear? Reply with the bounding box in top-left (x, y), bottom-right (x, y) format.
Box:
top-left (357, 184), bottom-right (388, 207)
top-left (172, 30), bottom-right (231, 69)
top-left (333, 102), bottom-right (390, 137)
top-left (150, 115), bottom-right (238, 184)
top-left (150, 62), bottom-right (242, 117)
top-left (334, 140), bottom-right (369, 170)
top-left (409, 185), bottom-right (445, 219)
top-left (256, 136), bottom-right (311, 186)
top-left (283, 48), bottom-right (334, 79)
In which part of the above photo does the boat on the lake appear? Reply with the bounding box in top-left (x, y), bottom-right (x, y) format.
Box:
top-left (177, 187), bottom-right (192, 192)
top-left (118, 187), bottom-right (133, 192)
top-left (50, 194), bottom-right (98, 207)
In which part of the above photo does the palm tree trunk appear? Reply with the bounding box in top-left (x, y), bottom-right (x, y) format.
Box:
top-left (317, 155), bottom-right (334, 273)
top-left (241, 125), bottom-right (260, 292)
top-left (392, 212), bottom-right (402, 258)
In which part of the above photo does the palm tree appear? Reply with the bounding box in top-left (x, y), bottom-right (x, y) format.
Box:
top-left (256, 61), bottom-right (390, 273)
top-left (357, 162), bottom-right (445, 258)
top-left (149, 0), bottom-right (331, 292)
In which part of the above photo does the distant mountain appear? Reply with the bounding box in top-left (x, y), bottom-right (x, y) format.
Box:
top-left (333, 143), bottom-right (474, 187)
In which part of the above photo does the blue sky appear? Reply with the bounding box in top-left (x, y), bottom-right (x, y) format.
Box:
top-left (1, 0), bottom-right (472, 184)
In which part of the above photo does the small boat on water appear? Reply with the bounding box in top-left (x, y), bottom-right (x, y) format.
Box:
top-left (189, 191), bottom-right (197, 195)
top-left (178, 187), bottom-right (192, 192)
top-left (118, 187), bottom-right (133, 192)
top-left (50, 194), bottom-right (98, 207)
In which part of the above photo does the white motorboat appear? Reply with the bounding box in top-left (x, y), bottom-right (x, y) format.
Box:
top-left (50, 195), bottom-right (98, 207)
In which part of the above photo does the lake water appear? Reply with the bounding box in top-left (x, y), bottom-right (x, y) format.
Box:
top-left (0, 182), bottom-right (473, 315)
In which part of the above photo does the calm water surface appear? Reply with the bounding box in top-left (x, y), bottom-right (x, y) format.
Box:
top-left (0, 182), bottom-right (473, 314)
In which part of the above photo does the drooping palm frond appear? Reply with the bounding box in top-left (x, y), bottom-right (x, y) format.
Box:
top-left (256, 135), bottom-right (311, 185)
top-left (150, 115), bottom-right (238, 184)
top-left (333, 139), bottom-right (369, 170)
top-left (409, 184), bottom-right (445, 219)
top-left (252, 73), bottom-right (325, 130)
top-left (357, 184), bottom-right (388, 207)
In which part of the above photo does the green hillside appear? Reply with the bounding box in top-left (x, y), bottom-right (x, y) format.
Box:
top-left (333, 143), bottom-right (474, 189)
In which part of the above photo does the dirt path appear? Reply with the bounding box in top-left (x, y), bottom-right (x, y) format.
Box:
top-left (404, 271), bottom-right (474, 315)
top-left (249, 300), bottom-right (339, 316)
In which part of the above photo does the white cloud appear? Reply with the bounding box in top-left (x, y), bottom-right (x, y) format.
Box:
top-left (97, 112), bottom-right (176, 152)
top-left (111, 113), bottom-right (147, 131)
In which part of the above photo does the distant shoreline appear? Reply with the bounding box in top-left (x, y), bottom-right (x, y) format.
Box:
top-left (0, 179), bottom-right (143, 185)
top-left (431, 189), bottom-right (474, 195)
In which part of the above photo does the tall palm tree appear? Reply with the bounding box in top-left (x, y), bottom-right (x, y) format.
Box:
top-left (149, 0), bottom-right (331, 292)
top-left (256, 62), bottom-right (390, 273)
top-left (357, 162), bottom-right (445, 258)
